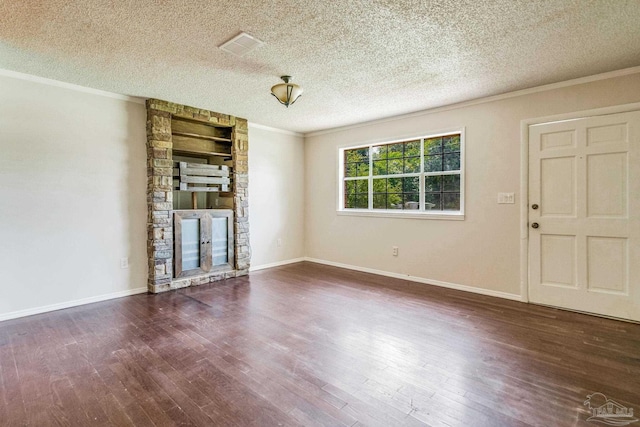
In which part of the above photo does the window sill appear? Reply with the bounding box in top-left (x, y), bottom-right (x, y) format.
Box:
top-left (336, 209), bottom-right (465, 220)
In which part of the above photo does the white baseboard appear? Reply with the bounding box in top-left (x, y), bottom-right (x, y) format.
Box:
top-left (249, 257), bottom-right (306, 272)
top-left (0, 257), bottom-right (521, 322)
top-left (0, 287), bottom-right (148, 322)
top-left (304, 257), bottom-right (522, 301)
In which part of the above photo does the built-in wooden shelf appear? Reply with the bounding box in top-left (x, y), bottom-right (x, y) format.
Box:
top-left (172, 135), bottom-right (231, 157)
top-left (173, 149), bottom-right (232, 158)
top-left (172, 131), bottom-right (232, 143)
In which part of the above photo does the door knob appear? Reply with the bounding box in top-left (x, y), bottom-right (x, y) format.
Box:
top-left (532, 204), bottom-right (539, 210)
top-left (531, 222), bottom-right (539, 229)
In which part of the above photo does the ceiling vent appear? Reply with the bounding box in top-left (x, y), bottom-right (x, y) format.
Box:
top-left (219, 32), bottom-right (264, 57)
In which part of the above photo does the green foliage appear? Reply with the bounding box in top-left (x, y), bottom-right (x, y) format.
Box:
top-left (443, 153), bottom-right (460, 171)
top-left (443, 175), bottom-right (460, 191)
top-left (344, 178), bottom-right (369, 209)
top-left (425, 155), bottom-right (442, 172)
top-left (372, 140), bottom-right (421, 176)
top-left (345, 148), bottom-right (370, 177)
top-left (371, 177), bottom-right (419, 209)
top-left (405, 157), bottom-right (420, 173)
top-left (425, 176), bottom-right (441, 192)
top-left (405, 140), bottom-right (420, 157)
top-left (424, 137), bottom-right (442, 155)
top-left (345, 148), bottom-right (369, 163)
top-left (424, 133), bottom-right (460, 173)
top-left (443, 135), bottom-right (460, 153)
top-left (443, 193), bottom-right (460, 210)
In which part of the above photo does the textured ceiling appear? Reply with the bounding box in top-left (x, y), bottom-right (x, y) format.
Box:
top-left (1, 1), bottom-right (640, 133)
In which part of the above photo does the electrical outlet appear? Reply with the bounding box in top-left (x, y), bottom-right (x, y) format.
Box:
top-left (392, 246), bottom-right (398, 256)
top-left (277, 238), bottom-right (282, 247)
top-left (120, 257), bottom-right (129, 269)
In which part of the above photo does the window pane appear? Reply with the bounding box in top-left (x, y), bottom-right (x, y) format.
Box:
top-left (343, 133), bottom-right (462, 213)
top-left (443, 134), bottom-right (460, 153)
top-left (443, 153), bottom-right (460, 171)
top-left (345, 148), bottom-right (369, 163)
top-left (373, 178), bottom-right (386, 193)
top-left (373, 193), bottom-right (386, 209)
top-left (387, 193), bottom-right (403, 209)
top-left (356, 161), bottom-right (370, 176)
top-left (425, 176), bottom-right (442, 192)
top-left (345, 178), bottom-right (369, 209)
top-left (443, 174), bottom-right (460, 192)
top-left (443, 193), bottom-right (460, 210)
top-left (424, 137), bottom-right (442, 155)
top-left (388, 177), bottom-right (402, 192)
top-left (388, 143), bottom-right (403, 158)
top-left (403, 176), bottom-right (420, 193)
top-left (345, 194), bottom-right (356, 208)
top-left (372, 145), bottom-right (387, 160)
top-left (425, 154), bottom-right (443, 172)
top-left (373, 160), bottom-right (387, 175)
top-left (345, 180), bottom-right (356, 194)
top-left (346, 162), bottom-right (357, 177)
top-left (404, 193), bottom-right (419, 210)
top-left (404, 157), bottom-right (420, 173)
top-left (405, 140), bottom-right (420, 157)
top-left (355, 195), bottom-right (368, 209)
top-left (425, 193), bottom-right (441, 210)
top-left (388, 159), bottom-right (403, 174)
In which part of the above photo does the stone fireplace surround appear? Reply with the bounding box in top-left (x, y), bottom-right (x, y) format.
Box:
top-left (146, 99), bottom-right (250, 293)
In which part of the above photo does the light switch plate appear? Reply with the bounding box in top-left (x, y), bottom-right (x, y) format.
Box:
top-left (498, 193), bottom-right (515, 204)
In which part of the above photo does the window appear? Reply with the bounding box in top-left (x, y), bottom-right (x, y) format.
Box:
top-left (339, 131), bottom-right (464, 218)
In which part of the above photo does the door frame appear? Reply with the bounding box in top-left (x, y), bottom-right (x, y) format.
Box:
top-left (519, 101), bottom-right (640, 303)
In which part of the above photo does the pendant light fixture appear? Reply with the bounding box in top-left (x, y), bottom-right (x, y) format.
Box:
top-left (270, 76), bottom-right (303, 108)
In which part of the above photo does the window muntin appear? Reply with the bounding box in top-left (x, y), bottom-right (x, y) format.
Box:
top-left (341, 132), bottom-right (463, 215)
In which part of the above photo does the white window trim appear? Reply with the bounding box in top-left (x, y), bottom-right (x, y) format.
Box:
top-left (337, 128), bottom-right (465, 220)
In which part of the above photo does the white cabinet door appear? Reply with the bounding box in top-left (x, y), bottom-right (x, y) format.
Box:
top-left (528, 111), bottom-right (640, 321)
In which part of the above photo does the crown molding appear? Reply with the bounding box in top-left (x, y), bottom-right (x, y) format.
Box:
top-left (0, 68), bottom-right (145, 104)
top-left (248, 122), bottom-right (304, 137)
top-left (305, 65), bottom-right (640, 138)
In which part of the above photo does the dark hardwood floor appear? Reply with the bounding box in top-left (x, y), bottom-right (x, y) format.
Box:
top-left (1, 262), bottom-right (639, 426)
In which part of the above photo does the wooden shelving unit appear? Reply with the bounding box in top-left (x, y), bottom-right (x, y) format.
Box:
top-left (146, 98), bottom-right (250, 293)
top-left (170, 117), bottom-right (234, 209)
top-left (172, 131), bottom-right (232, 143)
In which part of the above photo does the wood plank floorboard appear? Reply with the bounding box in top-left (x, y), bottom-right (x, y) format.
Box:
top-left (1, 261), bottom-right (639, 426)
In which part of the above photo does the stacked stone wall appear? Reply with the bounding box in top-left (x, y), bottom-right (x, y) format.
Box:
top-left (145, 99), bottom-right (250, 293)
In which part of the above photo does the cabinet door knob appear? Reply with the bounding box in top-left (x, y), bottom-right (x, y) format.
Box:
top-left (532, 204), bottom-right (539, 210)
top-left (531, 222), bottom-right (539, 229)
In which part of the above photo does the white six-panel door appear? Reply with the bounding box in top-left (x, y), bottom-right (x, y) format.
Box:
top-left (528, 111), bottom-right (640, 321)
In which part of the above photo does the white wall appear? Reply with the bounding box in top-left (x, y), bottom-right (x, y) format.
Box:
top-left (304, 72), bottom-right (640, 298)
top-left (0, 73), bottom-right (306, 320)
top-left (248, 125), bottom-right (305, 268)
top-left (0, 74), bottom-right (148, 320)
